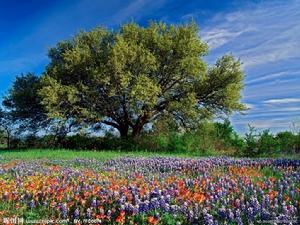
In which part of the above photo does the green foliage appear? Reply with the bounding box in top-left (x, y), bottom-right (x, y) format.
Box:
top-left (260, 167), bottom-right (283, 179)
top-left (242, 125), bottom-right (300, 157)
top-left (258, 130), bottom-right (280, 155)
top-left (214, 119), bottom-right (245, 151)
top-left (0, 108), bottom-right (15, 149)
top-left (243, 125), bottom-right (259, 157)
top-left (3, 115), bottom-right (299, 158)
top-left (39, 21), bottom-right (245, 137)
top-left (276, 131), bottom-right (297, 153)
top-left (2, 73), bottom-right (48, 133)
top-left (136, 119), bottom-right (242, 155)
top-left (0, 130), bottom-right (5, 148)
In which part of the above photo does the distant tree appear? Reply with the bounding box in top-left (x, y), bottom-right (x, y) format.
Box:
top-left (295, 132), bottom-right (300, 153)
top-left (0, 129), bottom-right (5, 147)
top-left (290, 119), bottom-right (300, 134)
top-left (39, 21), bottom-right (246, 138)
top-left (0, 109), bottom-right (15, 149)
top-left (244, 124), bottom-right (258, 157)
top-left (2, 73), bottom-right (80, 147)
top-left (258, 129), bottom-right (279, 155)
top-left (2, 73), bottom-right (48, 134)
top-left (276, 131), bottom-right (296, 153)
top-left (214, 119), bottom-right (244, 150)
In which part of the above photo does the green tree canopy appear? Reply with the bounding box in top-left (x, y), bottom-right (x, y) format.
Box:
top-left (39, 21), bottom-right (246, 137)
top-left (3, 73), bottom-right (48, 133)
top-left (0, 108), bottom-right (14, 149)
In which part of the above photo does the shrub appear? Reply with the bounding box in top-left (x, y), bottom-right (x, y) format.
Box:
top-left (243, 125), bottom-right (259, 157)
top-left (258, 130), bottom-right (280, 156)
top-left (276, 131), bottom-right (296, 154)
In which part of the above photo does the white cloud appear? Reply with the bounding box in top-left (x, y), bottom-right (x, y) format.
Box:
top-left (201, 0), bottom-right (300, 69)
top-left (202, 27), bottom-right (254, 49)
top-left (264, 98), bottom-right (300, 104)
top-left (244, 103), bottom-right (255, 110)
top-left (246, 70), bottom-right (300, 85)
top-left (112, 0), bottom-right (166, 23)
top-left (250, 120), bottom-right (290, 129)
top-left (233, 116), bottom-right (300, 133)
top-left (233, 118), bottom-right (290, 129)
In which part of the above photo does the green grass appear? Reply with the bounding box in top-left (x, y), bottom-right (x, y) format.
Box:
top-left (0, 149), bottom-right (299, 162)
top-left (0, 149), bottom-right (203, 161)
top-left (256, 152), bottom-right (300, 159)
top-left (260, 166), bottom-right (283, 179)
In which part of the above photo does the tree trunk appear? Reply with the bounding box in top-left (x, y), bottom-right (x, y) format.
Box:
top-left (6, 131), bottom-right (10, 150)
top-left (119, 124), bottom-right (129, 138)
top-left (132, 123), bottom-right (144, 138)
top-left (132, 114), bottom-right (148, 138)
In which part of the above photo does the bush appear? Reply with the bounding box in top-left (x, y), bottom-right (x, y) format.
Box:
top-left (276, 131), bottom-right (296, 154)
top-left (258, 130), bottom-right (280, 156)
top-left (243, 125), bottom-right (259, 157)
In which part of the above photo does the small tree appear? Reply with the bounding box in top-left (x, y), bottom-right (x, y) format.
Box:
top-left (2, 73), bottom-right (48, 134)
top-left (258, 130), bottom-right (279, 155)
top-left (244, 124), bottom-right (258, 157)
top-left (214, 119), bottom-right (244, 152)
top-left (0, 129), bottom-right (5, 148)
top-left (2, 73), bottom-right (81, 148)
top-left (0, 109), bottom-right (15, 149)
top-left (276, 131), bottom-right (296, 154)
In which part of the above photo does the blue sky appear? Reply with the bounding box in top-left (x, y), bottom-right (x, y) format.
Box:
top-left (0, 0), bottom-right (299, 134)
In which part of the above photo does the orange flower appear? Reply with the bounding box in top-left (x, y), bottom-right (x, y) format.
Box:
top-left (50, 201), bottom-right (57, 207)
top-left (193, 193), bottom-right (206, 203)
top-left (148, 216), bottom-right (159, 225)
top-left (269, 190), bottom-right (278, 200)
top-left (269, 177), bottom-right (276, 183)
top-left (256, 181), bottom-right (266, 189)
top-left (283, 195), bottom-right (290, 202)
top-left (96, 214), bottom-right (106, 219)
top-left (116, 211), bottom-right (125, 224)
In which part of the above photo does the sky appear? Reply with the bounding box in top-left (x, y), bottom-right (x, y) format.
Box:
top-left (0, 0), bottom-right (299, 134)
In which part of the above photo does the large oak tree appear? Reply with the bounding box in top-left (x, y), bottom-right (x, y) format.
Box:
top-left (39, 22), bottom-right (245, 138)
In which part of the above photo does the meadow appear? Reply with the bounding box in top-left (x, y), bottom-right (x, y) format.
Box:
top-left (0, 150), bottom-right (299, 224)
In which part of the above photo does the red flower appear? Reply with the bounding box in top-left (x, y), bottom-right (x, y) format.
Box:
top-left (148, 216), bottom-right (159, 225)
top-left (116, 211), bottom-right (125, 224)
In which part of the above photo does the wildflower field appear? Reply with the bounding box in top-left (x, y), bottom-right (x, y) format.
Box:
top-left (0, 155), bottom-right (299, 224)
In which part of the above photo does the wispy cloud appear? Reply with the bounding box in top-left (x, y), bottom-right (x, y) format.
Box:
top-left (249, 120), bottom-right (290, 130)
top-left (244, 109), bottom-right (300, 118)
top-left (264, 98), bottom-right (300, 104)
top-left (246, 69), bottom-right (300, 85)
top-left (244, 103), bottom-right (255, 110)
top-left (201, 0), bottom-right (300, 69)
top-left (112, 0), bottom-right (166, 24)
top-left (233, 117), bottom-right (292, 129)
top-left (202, 27), bottom-right (254, 49)
top-left (233, 115), bottom-right (300, 133)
